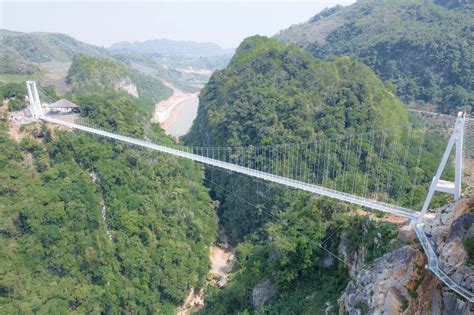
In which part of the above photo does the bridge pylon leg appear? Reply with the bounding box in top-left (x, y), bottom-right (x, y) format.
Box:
top-left (419, 111), bottom-right (466, 222)
top-left (26, 80), bottom-right (43, 119)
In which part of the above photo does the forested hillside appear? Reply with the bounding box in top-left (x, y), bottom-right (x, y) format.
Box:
top-left (0, 69), bottom-right (217, 312)
top-left (275, 0), bottom-right (473, 114)
top-left (66, 55), bottom-right (172, 114)
top-left (0, 30), bottom-right (104, 75)
top-left (0, 29), bottom-right (228, 94)
top-left (185, 36), bottom-right (448, 313)
top-left (1, 1), bottom-right (469, 311)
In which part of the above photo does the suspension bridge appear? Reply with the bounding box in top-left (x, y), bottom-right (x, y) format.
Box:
top-left (25, 81), bottom-right (474, 302)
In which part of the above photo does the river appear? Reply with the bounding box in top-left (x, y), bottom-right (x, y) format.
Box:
top-left (165, 97), bottom-right (199, 138)
top-left (154, 82), bottom-right (200, 138)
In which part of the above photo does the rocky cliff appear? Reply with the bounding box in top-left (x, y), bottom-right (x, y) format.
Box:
top-left (338, 199), bottom-right (473, 315)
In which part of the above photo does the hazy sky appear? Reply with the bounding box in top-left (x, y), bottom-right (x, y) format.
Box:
top-left (1, 1), bottom-right (355, 48)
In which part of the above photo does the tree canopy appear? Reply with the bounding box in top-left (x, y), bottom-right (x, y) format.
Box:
top-left (186, 36), bottom-right (448, 313)
top-left (0, 79), bottom-right (217, 313)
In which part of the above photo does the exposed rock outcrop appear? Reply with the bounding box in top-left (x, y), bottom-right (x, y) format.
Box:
top-left (424, 200), bottom-right (474, 294)
top-left (338, 199), bottom-right (474, 314)
top-left (442, 292), bottom-right (472, 315)
top-left (90, 171), bottom-right (113, 241)
top-left (338, 245), bottom-right (417, 314)
top-left (116, 77), bottom-right (139, 98)
top-left (338, 220), bottom-right (368, 277)
top-left (252, 279), bottom-right (277, 308)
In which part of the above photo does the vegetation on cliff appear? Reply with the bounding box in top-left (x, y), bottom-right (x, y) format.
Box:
top-left (66, 55), bottom-right (172, 114)
top-left (0, 82), bottom-right (29, 111)
top-left (0, 78), bottom-right (217, 312)
top-left (465, 237), bottom-right (474, 266)
top-left (185, 36), bottom-right (447, 313)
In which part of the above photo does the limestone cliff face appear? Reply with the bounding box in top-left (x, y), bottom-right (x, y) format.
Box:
top-left (338, 245), bottom-right (420, 314)
top-left (338, 200), bottom-right (474, 315)
top-left (425, 200), bottom-right (474, 296)
top-left (116, 77), bottom-right (139, 98)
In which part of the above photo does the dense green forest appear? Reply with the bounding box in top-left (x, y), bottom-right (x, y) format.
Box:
top-left (275, 0), bottom-right (473, 114)
top-left (186, 36), bottom-right (447, 240)
top-left (0, 77), bottom-right (217, 312)
top-left (185, 36), bottom-right (449, 313)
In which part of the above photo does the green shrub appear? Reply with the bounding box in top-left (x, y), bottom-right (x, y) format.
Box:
top-left (7, 98), bottom-right (27, 111)
top-left (408, 288), bottom-right (418, 299)
top-left (19, 137), bottom-right (43, 157)
top-left (400, 299), bottom-right (409, 312)
top-left (1, 82), bottom-right (26, 99)
top-left (463, 237), bottom-right (474, 266)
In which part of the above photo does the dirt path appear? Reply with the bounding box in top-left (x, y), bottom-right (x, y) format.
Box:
top-left (356, 209), bottom-right (410, 224)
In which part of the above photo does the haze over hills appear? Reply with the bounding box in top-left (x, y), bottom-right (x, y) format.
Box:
top-left (0, 29), bottom-right (105, 63)
top-left (0, 29), bottom-right (105, 75)
top-left (0, 29), bottom-right (232, 93)
top-left (109, 39), bottom-right (234, 90)
top-left (0, 29), bottom-right (233, 72)
top-left (110, 38), bottom-right (234, 58)
top-left (275, 0), bottom-right (473, 114)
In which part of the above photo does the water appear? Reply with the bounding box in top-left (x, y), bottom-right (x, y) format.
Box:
top-left (166, 98), bottom-right (199, 138)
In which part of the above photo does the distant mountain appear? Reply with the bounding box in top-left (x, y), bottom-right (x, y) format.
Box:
top-left (275, 0), bottom-right (473, 114)
top-left (0, 29), bottom-right (105, 74)
top-left (0, 30), bottom-right (230, 93)
top-left (109, 38), bottom-right (234, 58)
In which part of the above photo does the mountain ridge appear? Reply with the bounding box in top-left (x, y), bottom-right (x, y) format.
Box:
top-left (275, 0), bottom-right (473, 114)
top-left (109, 38), bottom-right (234, 58)
top-left (0, 29), bottom-right (105, 68)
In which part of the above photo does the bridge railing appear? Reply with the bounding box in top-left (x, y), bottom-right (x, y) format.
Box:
top-left (40, 114), bottom-right (474, 302)
top-left (415, 224), bottom-right (474, 302)
top-left (41, 115), bottom-right (418, 220)
top-left (52, 113), bottom-right (442, 212)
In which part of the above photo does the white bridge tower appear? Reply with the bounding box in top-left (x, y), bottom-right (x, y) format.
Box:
top-left (419, 111), bottom-right (466, 221)
top-left (26, 81), bottom-right (43, 119)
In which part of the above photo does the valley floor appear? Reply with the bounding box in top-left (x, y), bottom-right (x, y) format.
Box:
top-left (177, 244), bottom-right (235, 314)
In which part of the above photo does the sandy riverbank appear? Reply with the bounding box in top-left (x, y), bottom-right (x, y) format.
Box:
top-left (153, 82), bottom-right (199, 134)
